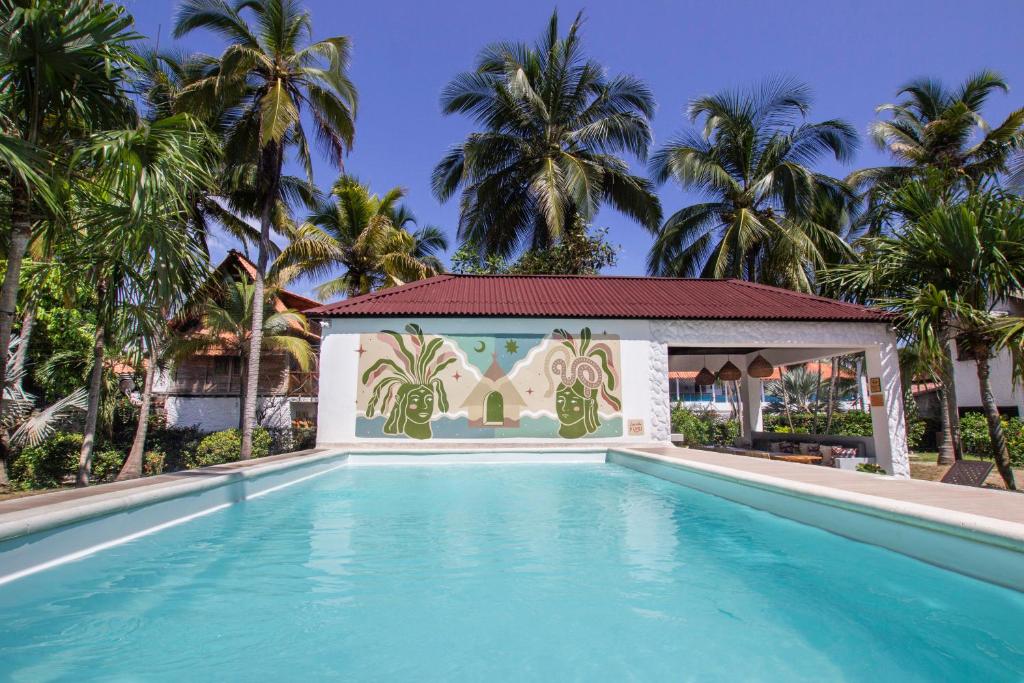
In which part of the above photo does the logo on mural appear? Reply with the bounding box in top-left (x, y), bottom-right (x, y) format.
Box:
top-left (357, 325), bottom-right (622, 439)
top-left (361, 323), bottom-right (456, 439)
top-left (545, 328), bottom-right (621, 438)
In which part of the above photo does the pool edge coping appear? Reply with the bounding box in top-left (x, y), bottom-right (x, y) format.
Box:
top-left (610, 447), bottom-right (1024, 552)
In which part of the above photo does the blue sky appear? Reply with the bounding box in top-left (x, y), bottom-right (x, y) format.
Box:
top-left (124, 0), bottom-right (1024, 299)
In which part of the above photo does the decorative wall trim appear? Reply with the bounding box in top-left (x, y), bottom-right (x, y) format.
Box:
top-left (647, 337), bottom-right (670, 441)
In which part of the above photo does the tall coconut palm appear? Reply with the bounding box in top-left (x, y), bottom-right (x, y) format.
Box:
top-left (829, 180), bottom-right (1024, 488)
top-left (175, 0), bottom-right (357, 459)
top-left (850, 71), bottom-right (1024, 232)
top-left (432, 10), bottom-right (660, 259)
top-left (170, 276), bottom-right (314, 432)
top-left (648, 79), bottom-right (858, 291)
top-left (274, 176), bottom-right (448, 298)
top-left (0, 0), bottom-right (138, 466)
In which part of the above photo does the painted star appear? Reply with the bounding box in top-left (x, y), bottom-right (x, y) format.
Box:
top-left (355, 345), bottom-right (367, 357)
top-left (526, 388), bottom-right (534, 395)
top-left (453, 371), bottom-right (462, 381)
top-left (504, 339), bottom-right (519, 353)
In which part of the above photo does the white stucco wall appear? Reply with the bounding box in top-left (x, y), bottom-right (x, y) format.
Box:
top-left (953, 349), bottom-right (1024, 415)
top-left (164, 396), bottom-right (297, 431)
top-left (316, 315), bottom-right (909, 477)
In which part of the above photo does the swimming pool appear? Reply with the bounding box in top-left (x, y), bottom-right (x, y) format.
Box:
top-left (1, 461), bottom-right (1022, 681)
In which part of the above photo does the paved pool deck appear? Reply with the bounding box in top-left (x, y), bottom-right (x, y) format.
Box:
top-left (1, 442), bottom-right (1022, 527)
top-left (637, 445), bottom-right (1024, 525)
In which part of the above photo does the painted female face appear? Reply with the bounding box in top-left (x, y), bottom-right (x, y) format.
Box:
top-left (404, 385), bottom-right (434, 424)
top-left (556, 383), bottom-right (587, 426)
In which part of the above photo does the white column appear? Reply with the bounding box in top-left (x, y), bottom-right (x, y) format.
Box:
top-left (647, 340), bottom-right (671, 442)
top-left (864, 334), bottom-right (910, 478)
top-left (739, 373), bottom-right (763, 446)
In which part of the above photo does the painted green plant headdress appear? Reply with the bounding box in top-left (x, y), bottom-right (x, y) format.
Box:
top-left (544, 327), bottom-right (621, 410)
top-left (362, 323), bottom-right (456, 421)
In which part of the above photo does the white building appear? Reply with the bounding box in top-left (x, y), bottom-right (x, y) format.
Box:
top-left (308, 275), bottom-right (910, 476)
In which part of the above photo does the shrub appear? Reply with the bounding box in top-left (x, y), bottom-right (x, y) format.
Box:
top-left (144, 450), bottom-right (166, 476)
top-left (264, 426), bottom-right (317, 455)
top-left (147, 424), bottom-right (203, 472)
top-left (960, 412), bottom-right (1024, 466)
top-left (857, 463), bottom-right (886, 474)
top-left (9, 432), bottom-right (82, 489)
top-left (90, 448), bottom-right (126, 483)
top-left (670, 406), bottom-right (739, 447)
top-left (187, 428), bottom-right (271, 469)
top-left (764, 411), bottom-right (874, 437)
top-left (763, 411), bottom-right (927, 450)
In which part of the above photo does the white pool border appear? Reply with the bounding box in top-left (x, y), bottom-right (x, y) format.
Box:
top-left (1, 447), bottom-right (1022, 592)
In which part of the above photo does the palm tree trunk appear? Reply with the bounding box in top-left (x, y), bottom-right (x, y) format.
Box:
top-left (974, 346), bottom-right (1015, 490)
top-left (240, 142), bottom-right (281, 460)
top-left (825, 356), bottom-right (839, 434)
top-left (780, 366), bottom-right (795, 432)
top-left (76, 319), bottom-right (106, 487)
top-left (937, 326), bottom-right (963, 464)
top-left (855, 355), bottom-right (866, 411)
top-left (237, 353), bottom-right (247, 433)
top-left (0, 178), bottom-right (33, 485)
top-left (811, 363), bottom-right (823, 433)
top-left (116, 345), bottom-right (157, 481)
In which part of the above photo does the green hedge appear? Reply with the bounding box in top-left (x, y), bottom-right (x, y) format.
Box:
top-left (8, 432), bottom-right (82, 489)
top-left (8, 433), bottom-right (127, 489)
top-left (960, 412), bottom-right (1024, 466)
top-left (764, 411), bottom-right (927, 450)
top-left (186, 428), bottom-right (272, 469)
top-left (670, 407), bottom-right (740, 446)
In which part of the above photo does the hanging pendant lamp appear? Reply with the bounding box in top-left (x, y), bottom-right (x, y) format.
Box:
top-left (695, 354), bottom-right (715, 386)
top-left (747, 354), bottom-right (774, 379)
top-left (717, 358), bottom-right (742, 382)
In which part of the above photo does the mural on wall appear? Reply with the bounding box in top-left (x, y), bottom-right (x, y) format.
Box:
top-left (357, 324), bottom-right (622, 439)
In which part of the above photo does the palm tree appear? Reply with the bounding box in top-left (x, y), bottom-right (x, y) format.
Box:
top-left (0, 0), bottom-right (138, 459)
top-left (171, 276), bottom-right (314, 432)
top-left (274, 176), bottom-right (448, 298)
top-left (175, 0), bottom-right (357, 459)
top-left (136, 49), bottom-right (265, 255)
top-left (850, 71), bottom-right (1024, 232)
top-left (68, 114), bottom-right (217, 486)
top-left (829, 180), bottom-right (1024, 488)
top-left (432, 10), bottom-right (660, 259)
top-left (648, 79), bottom-right (858, 291)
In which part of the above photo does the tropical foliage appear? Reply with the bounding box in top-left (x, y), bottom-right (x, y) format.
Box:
top-left (647, 79), bottom-right (858, 291)
top-left (274, 176), bottom-right (448, 298)
top-left (433, 10), bottom-right (660, 259)
top-left (829, 179), bottom-right (1024, 488)
top-left (851, 72), bottom-right (1024, 231)
top-left (174, 0), bottom-right (357, 460)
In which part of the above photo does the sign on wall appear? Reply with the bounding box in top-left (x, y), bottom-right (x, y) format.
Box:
top-left (355, 324), bottom-right (623, 439)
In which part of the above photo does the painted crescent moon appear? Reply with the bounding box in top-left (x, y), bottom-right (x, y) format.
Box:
top-left (473, 341), bottom-right (486, 353)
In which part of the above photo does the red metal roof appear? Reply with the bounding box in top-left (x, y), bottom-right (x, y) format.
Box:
top-left (306, 274), bottom-right (889, 322)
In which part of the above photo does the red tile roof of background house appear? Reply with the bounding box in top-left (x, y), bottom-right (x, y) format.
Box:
top-left (306, 274), bottom-right (890, 322)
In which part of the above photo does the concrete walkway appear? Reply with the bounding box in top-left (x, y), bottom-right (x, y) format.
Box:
top-left (639, 445), bottom-right (1024, 525)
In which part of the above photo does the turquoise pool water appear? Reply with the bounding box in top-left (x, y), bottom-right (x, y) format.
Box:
top-left (1, 463), bottom-right (1023, 681)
